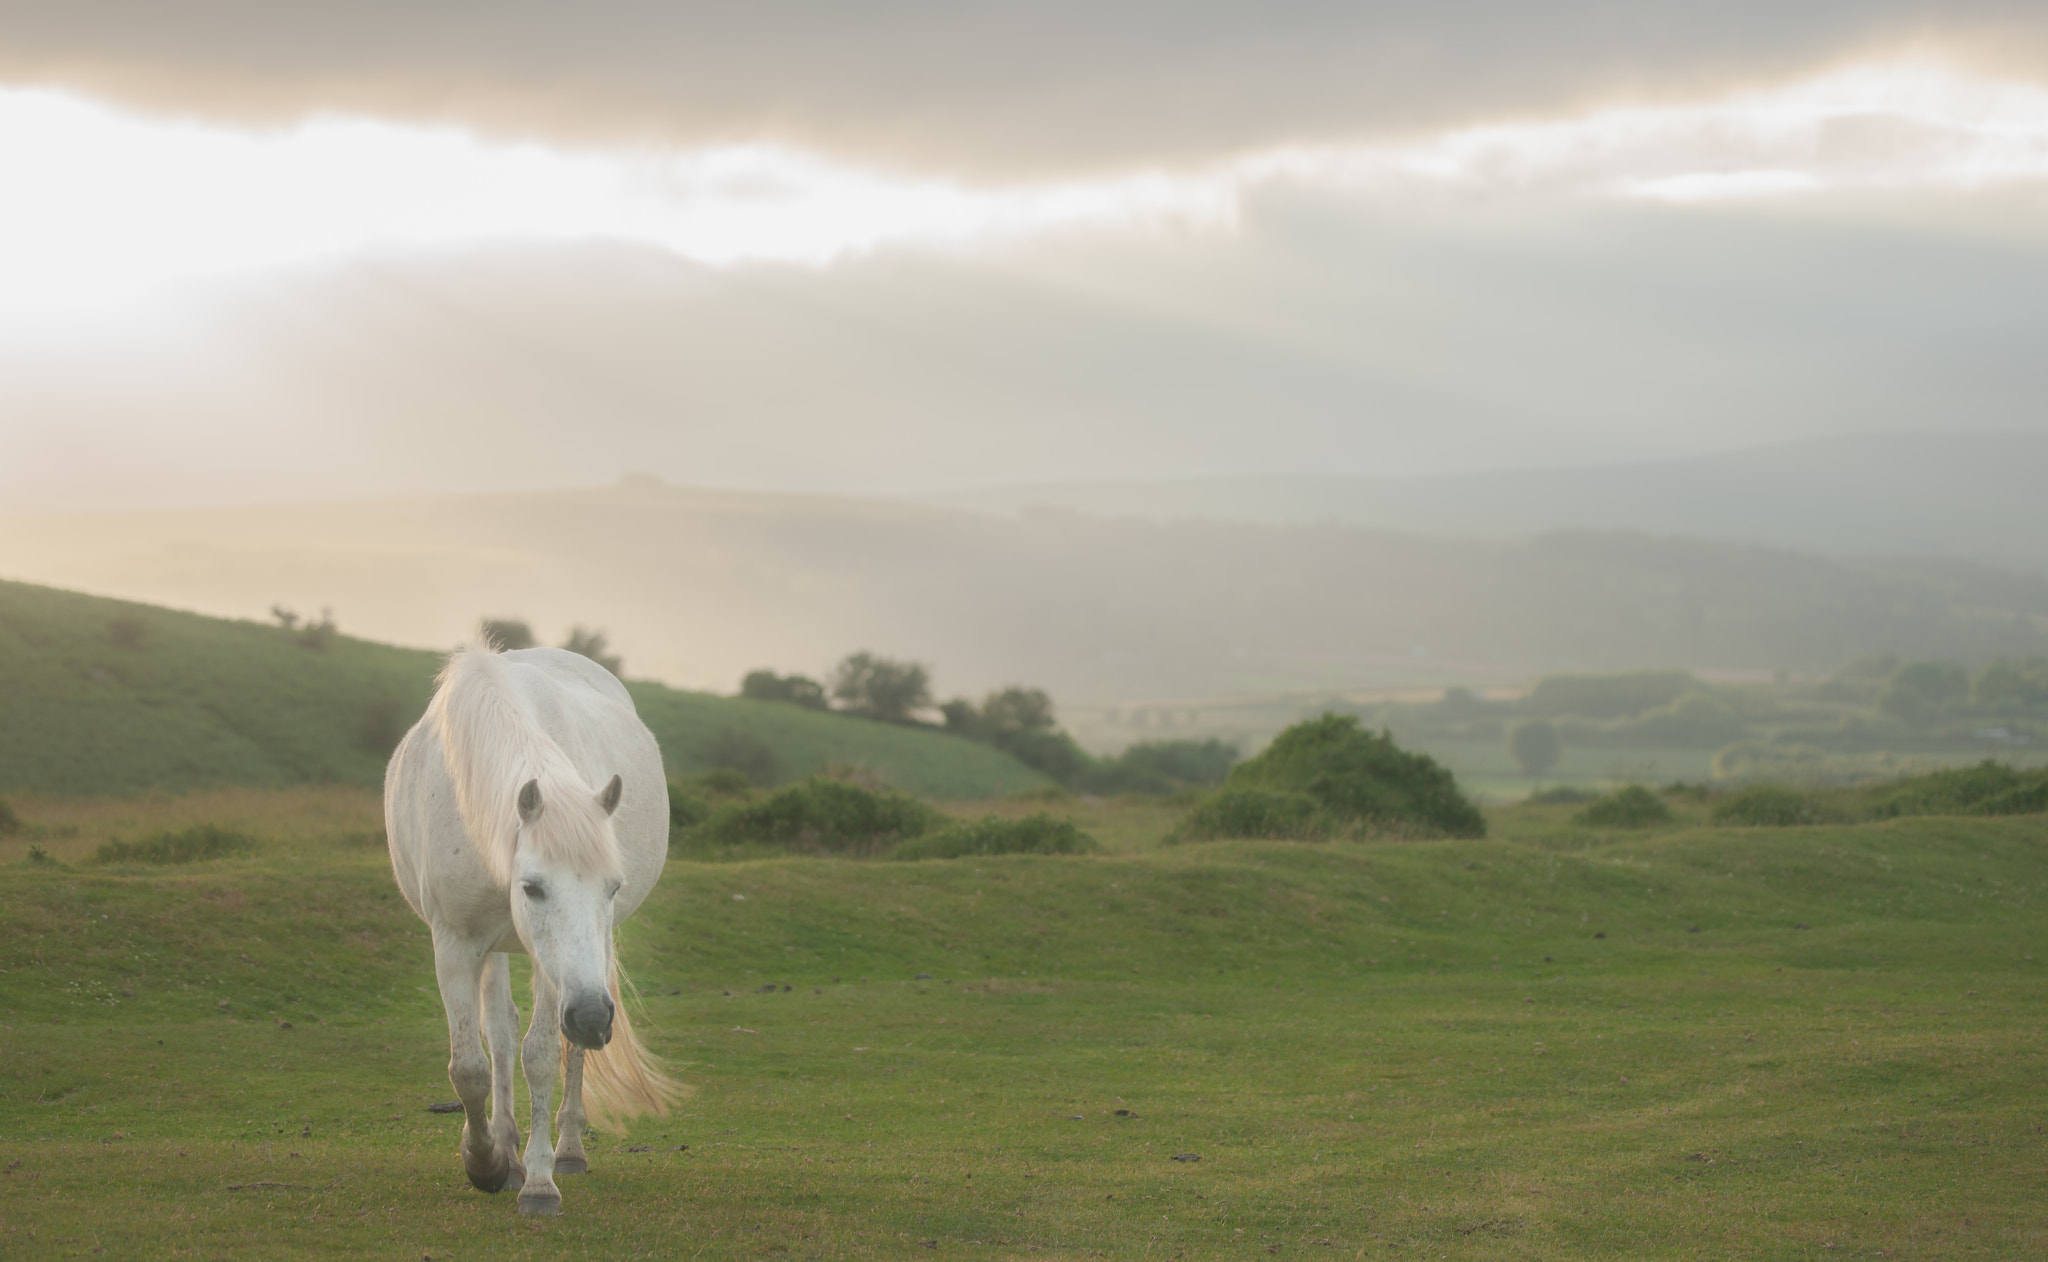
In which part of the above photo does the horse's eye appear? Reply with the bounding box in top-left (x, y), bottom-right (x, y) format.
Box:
top-left (521, 881), bottom-right (545, 901)
top-left (608, 881), bottom-right (623, 900)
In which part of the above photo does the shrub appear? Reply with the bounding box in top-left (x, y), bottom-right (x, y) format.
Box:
top-left (1977, 778), bottom-right (2048, 816)
top-left (697, 726), bottom-right (781, 787)
top-left (95, 825), bottom-right (257, 864)
top-left (1216, 713), bottom-right (1486, 839)
top-left (689, 778), bottom-right (943, 855)
top-left (740, 670), bottom-right (828, 709)
top-left (1088, 739), bottom-right (1238, 795)
top-left (1867, 761), bottom-right (2048, 819)
top-left (1507, 720), bottom-right (1561, 777)
top-left (1710, 785), bottom-right (1833, 828)
top-left (1173, 788), bottom-right (1322, 841)
top-left (893, 813), bottom-right (1101, 860)
top-left (1574, 784), bottom-right (1672, 828)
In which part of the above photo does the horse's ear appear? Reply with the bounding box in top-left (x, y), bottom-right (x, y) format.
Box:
top-left (517, 779), bottom-right (544, 824)
top-left (598, 774), bottom-right (623, 817)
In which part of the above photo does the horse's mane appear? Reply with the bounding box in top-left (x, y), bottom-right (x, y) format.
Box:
top-left (428, 640), bottom-right (624, 887)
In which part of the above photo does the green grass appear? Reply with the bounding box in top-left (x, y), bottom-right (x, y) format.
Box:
top-left (0, 578), bottom-right (1045, 800)
top-left (3, 789), bottom-right (2047, 1257)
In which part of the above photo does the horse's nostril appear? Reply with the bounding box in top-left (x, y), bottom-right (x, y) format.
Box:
top-left (562, 993), bottom-right (615, 1049)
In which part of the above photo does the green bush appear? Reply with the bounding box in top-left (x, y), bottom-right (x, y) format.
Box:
top-left (0, 799), bottom-right (18, 836)
top-left (893, 813), bottom-right (1100, 860)
top-left (1173, 788), bottom-right (1323, 841)
top-left (1214, 713), bottom-right (1486, 839)
top-left (1977, 779), bottom-right (2048, 816)
top-left (95, 825), bottom-right (257, 864)
top-left (740, 670), bottom-right (828, 710)
top-left (1087, 739), bottom-right (1238, 795)
top-left (1710, 785), bottom-right (1834, 828)
top-left (687, 778), bottom-right (943, 855)
top-left (1574, 784), bottom-right (1672, 828)
top-left (1867, 761), bottom-right (2048, 819)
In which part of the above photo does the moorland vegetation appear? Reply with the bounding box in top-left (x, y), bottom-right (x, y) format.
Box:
top-left (3, 769), bottom-right (2046, 1257)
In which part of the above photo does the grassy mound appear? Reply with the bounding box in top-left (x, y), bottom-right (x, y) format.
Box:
top-left (893, 812), bottom-right (1100, 860)
top-left (1573, 784), bottom-right (1672, 828)
top-left (0, 578), bottom-right (1046, 800)
top-left (1179, 713), bottom-right (1485, 841)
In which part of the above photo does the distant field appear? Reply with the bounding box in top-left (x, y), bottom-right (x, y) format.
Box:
top-left (4, 789), bottom-right (2045, 1258)
top-left (0, 578), bottom-right (1045, 800)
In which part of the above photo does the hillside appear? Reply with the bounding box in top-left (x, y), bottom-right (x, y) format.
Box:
top-left (914, 431), bottom-right (2048, 574)
top-left (0, 579), bottom-right (1046, 799)
top-left (2, 480), bottom-right (2044, 708)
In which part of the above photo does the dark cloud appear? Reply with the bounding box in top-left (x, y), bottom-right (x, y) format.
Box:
top-left (4, 2), bottom-right (2048, 173)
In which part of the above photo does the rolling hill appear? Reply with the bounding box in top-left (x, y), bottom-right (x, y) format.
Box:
top-left (3, 479), bottom-right (2043, 709)
top-left (914, 431), bottom-right (2048, 574)
top-left (0, 578), bottom-right (1047, 799)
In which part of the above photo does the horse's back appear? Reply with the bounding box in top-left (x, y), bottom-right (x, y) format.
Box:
top-left (385, 646), bottom-right (669, 925)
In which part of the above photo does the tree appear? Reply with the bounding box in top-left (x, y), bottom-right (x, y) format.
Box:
top-left (741, 670), bottom-right (828, 710)
top-left (830, 652), bottom-right (932, 723)
top-left (480, 618), bottom-right (536, 651)
top-left (562, 627), bottom-right (623, 676)
top-left (1507, 719), bottom-right (1562, 778)
top-left (1975, 656), bottom-right (2048, 711)
top-left (1878, 661), bottom-right (1968, 728)
top-left (980, 687), bottom-right (1057, 738)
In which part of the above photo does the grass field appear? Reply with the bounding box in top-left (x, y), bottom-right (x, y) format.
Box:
top-left (0, 578), bottom-right (1045, 800)
top-left (3, 789), bottom-right (2046, 1259)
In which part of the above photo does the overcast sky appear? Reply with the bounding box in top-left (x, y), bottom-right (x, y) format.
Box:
top-left (5, 2), bottom-right (2048, 510)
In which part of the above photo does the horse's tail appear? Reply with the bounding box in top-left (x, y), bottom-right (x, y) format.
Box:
top-left (579, 946), bottom-right (687, 1131)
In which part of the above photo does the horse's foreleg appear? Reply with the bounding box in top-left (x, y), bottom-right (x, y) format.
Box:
top-left (515, 969), bottom-right (564, 1215)
top-left (433, 937), bottom-right (513, 1194)
top-left (479, 952), bottom-right (525, 1192)
top-left (552, 1045), bottom-right (590, 1175)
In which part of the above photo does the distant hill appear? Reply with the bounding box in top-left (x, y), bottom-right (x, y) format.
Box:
top-left (2, 479), bottom-right (2044, 709)
top-left (912, 431), bottom-right (2048, 574)
top-left (0, 579), bottom-right (1046, 799)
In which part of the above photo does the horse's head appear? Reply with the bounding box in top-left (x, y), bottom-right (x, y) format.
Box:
top-left (509, 772), bottom-right (628, 1050)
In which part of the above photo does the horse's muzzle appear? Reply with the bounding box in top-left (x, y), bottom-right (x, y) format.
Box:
top-left (561, 992), bottom-right (614, 1050)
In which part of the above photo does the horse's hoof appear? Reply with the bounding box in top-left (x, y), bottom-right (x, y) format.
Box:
top-left (553, 1155), bottom-right (588, 1176)
top-left (465, 1156), bottom-right (509, 1194)
top-left (498, 1158), bottom-right (526, 1192)
top-left (517, 1184), bottom-right (562, 1216)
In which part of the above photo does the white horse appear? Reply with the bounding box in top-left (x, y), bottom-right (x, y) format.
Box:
top-left (385, 641), bottom-right (679, 1215)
